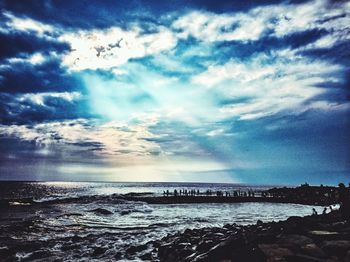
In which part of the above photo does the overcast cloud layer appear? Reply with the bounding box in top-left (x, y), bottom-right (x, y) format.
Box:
top-left (0, 0), bottom-right (349, 184)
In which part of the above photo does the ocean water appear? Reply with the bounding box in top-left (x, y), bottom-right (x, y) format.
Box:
top-left (0, 182), bottom-right (328, 261)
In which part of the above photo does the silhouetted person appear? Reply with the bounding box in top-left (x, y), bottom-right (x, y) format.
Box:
top-left (312, 208), bottom-right (317, 216)
top-left (166, 190), bottom-right (169, 197)
top-left (323, 207), bottom-right (327, 214)
top-left (174, 189), bottom-right (178, 197)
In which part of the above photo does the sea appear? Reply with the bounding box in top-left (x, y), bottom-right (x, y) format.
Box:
top-left (0, 182), bottom-right (329, 261)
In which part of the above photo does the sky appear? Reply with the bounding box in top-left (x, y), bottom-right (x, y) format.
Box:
top-left (0, 0), bottom-right (349, 185)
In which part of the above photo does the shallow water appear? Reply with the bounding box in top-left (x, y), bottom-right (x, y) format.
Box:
top-left (0, 182), bottom-right (329, 261)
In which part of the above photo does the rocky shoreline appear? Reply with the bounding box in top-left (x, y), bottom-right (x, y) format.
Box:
top-left (154, 210), bottom-right (350, 262)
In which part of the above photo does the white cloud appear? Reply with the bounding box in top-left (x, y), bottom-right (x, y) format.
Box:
top-left (0, 119), bottom-right (162, 158)
top-left (2, 12), bottom-right (54, 36)
top-left (206, 128), bottom-right (225, 137)
top-left (193, 50), bottom-right (344, 120)
top-left (17, 92), bottom-right (81, 106)
top-left (60, 26), bottom-right (177, 71)
top-left (7, 52), bottom-right (46, 65)
top-left (173, 0), bottom-right (350, 46)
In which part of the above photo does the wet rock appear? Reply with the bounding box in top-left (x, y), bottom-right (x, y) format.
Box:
top-left (140, 252), bottom-right (154, 260)
top-left (92, 246), bottom-right (106, 257)
top-left (156, 211), bottom-right (349, 262)
top-left (345, 250), bottom-right (350, 262)
top-left (114, 251), bottom-right (123, 260)
top-left (0, 247), bottom-right (13, 260)
top-left (24, 250), bottom-right (51, 261)
top-left (231, 245), bottom-right (267, 262)
top-left (196, 240), bottom-right (214, 252)
top-left (126, 244), bottom-right (148, 255)
top-left (308, 230), bottom-right (340, 241)
top-left (158, 243), bottom-right (175, 261)
top-left (258, 244), bottom-right (293, 260)
top-left (61, 243), bottom-right (81, 251)
top-left (285, 254), bottom-right (325, 262)
top-left (184, 229), bottom-right (192, 235)
top-left (300, 243), bottom-right (326, 258)
top-left (256, 233), bottom-right (277, 244)
top-left (89, 208), bottom-right (113, 215)
top-left (71, 234), bottom-right (83, 242)
top-left (179, 247), bottom-right (194, 259)
top-left (322, 240), bottom-right (350, 258)
top-left (277, 234), bottom-right (314, 247)
top-left (212, 232), bottom-right (225, 239)
top-left (224, 223), bottom-right (234, 230)
top-left (257, 220), bottom-right (264, 226)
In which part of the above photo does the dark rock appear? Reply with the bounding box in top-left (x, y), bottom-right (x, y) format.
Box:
top-left (196, 240), bottom-right (214, 252)
top-left (71, 234), bottom-right (83, 242)
top-left (180, 248), bottom-right (195, 259)
top-left (277, 234), bottom-right (314, 247)
top-left (307, 230), bottom-right (340, 241)
top-left (259, 244), bottom-right (293, 260)
top-left (224, 223), bottom-right (234, 230)
top-left (24, 250), bottom-right (51, 261)
top-left (114, 251), bottom-right (123, 260)
top-left (345, 250), bottom-right (350, 262)
top-left (126, 244), bottom-right (147, 255)
top-left (184, 229), bottom-right (192, 235)
top-left (92, 246), bottom-right (106, 257)
top-left (231, 245), bottom-right (267, 262)
top-left (140, 252), bottom-right (154, 260)
top-left (0, 247), bottom-right (14, 261)
top-left (157, 211), bottom-right (349, 262)
top-left (89, 208), bottom-right (113, 215)
top-left (300, 243), bottom-right (326, 258)
top-left (158, 243), bottom-right (173, 261)
top-left (61, 243), bottom-right (80, 251)
top-left (285, 254), bottom-right (325, 262)
top-left (257, 220), bottom-right (264, 226)
top-left (322, 240), bottom-right (350, 258)
top-left (256, 233), bottom-right (277, 244)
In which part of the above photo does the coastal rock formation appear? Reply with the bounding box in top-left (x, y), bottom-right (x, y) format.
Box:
top-left (156, 211), bottom-right (350, 262)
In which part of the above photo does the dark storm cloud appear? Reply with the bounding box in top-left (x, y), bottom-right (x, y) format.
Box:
top-left (1, 0), bottom-right (310, 30)
top-left (0, 58), bottom-right (81, 94)
top-left (0, 91), bottom-right (89, 124)
top-left (0, 31), bottom-right (69, 60)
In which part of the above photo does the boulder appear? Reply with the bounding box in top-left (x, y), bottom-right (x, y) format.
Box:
top-left (89, 208), bottom-right (113, 215)
top-left (322, 240), bottom-right (350, 258)
top-left (259, 244), bottom-right (293, 260)
top-left (285, 254), bottom-right (325, 262)
top-left (345, 250), bottom-right (350, 262)
top-left (92, 246), bottom-right (106, 257)
top-left (277, 234), bottom-right (314, 247)
top-left (300, 244), bottom-right (326, 258)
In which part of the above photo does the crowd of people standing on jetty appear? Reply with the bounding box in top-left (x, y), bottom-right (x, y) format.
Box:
top-left (162, 189), bottom-right (258, 198)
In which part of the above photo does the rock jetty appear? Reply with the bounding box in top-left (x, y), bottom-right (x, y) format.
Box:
top-left (124, 184), bottom-right (342, 206)
top-left (155, 211), bottom-right (350, 262)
